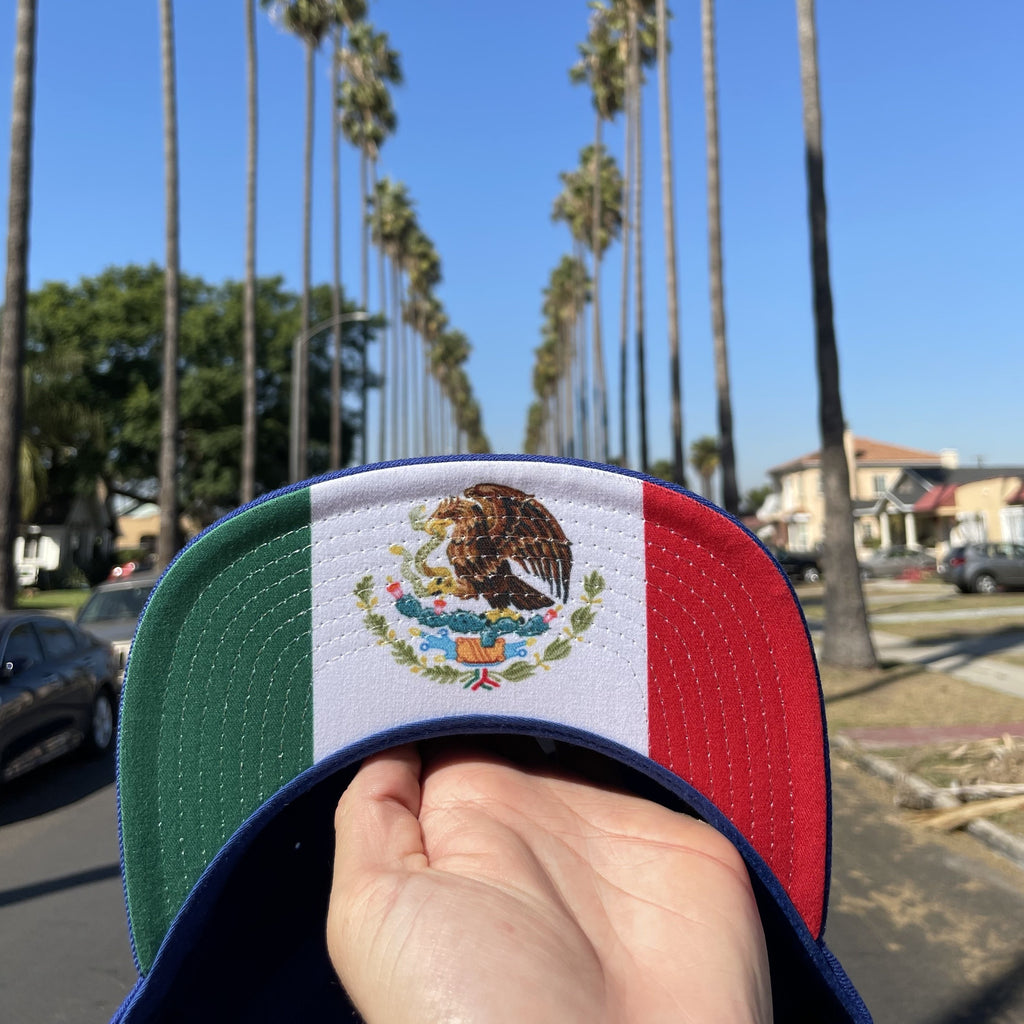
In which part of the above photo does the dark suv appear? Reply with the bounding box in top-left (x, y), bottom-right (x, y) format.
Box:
top-left (943, 543), bottom-right (1024, 594)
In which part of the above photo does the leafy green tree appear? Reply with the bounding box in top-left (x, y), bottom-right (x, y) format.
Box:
top-left (0, 0), bottom-right (37, 607)
top-left (701, 0), bottom-right (738, 515)
top-left (795, 0), bottom-right (875, 668)
top-left (158, 0), bottom-right (181, 569)
top-left (24, 267), bottom-right (378, 529)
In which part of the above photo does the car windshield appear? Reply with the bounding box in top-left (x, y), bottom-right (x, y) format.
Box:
top-left (78, 586), bottom-right (152, 624)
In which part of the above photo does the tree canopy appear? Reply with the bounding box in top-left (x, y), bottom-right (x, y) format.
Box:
top-left (24, 264), bottom-right (380, 527)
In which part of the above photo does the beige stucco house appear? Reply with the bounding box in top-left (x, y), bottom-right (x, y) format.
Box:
top-left (761, 430), bottom-right (1024, 557)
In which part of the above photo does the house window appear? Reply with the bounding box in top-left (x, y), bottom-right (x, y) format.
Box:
top-left (862, 521), bottom-right (874, 541)
top-left (1002, 507), bottom-right (1024, 545)
top-left (873, 474), bottom-right (887, 496)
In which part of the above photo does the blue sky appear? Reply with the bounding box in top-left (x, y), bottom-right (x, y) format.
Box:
top-left (1, 1), bottom-right (1021, 494)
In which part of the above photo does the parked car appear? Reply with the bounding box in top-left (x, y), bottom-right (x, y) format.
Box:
top-left (943, 543), bottom-right (1024, 594)
top-left (768, 547), bottom-right (822, 584)
top-left (858, 546), bottom-right (936, 579)
top-left (76, 572), bottom-right (158, 683)
top-left (0, 613), bottom-right (119, 784)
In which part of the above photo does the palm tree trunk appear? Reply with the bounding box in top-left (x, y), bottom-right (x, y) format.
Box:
top-left (358, 149), bottom-right (370, 464)
top-left (389, 262), bottom-right (400, 459)
top-left (796, 0), bottom-right (875, 668)
top-left (655, 0), bottom-right (688, 487)
top-left (656, 0), bottom-right (684, 488)
top-left (330, 27), bottom-right (343, 471)
top-left (701, 0), bottom-right (738, 515)
top-left (631, 6), bottom-right (648, 476)
top-left (158, 0), bottom-right (180, 570)
top-left (0, 0), bottom-right (36, 609)
top-left (297, 39), bottom-right (315, 480)
top-left (362, 148), bottom-right (374, 464)
top-left (241, 0), bottom-right (258, 505)
top-left (618, 80), bottom-right (632, 467)
top-left (591, 117), bottom-right (609, 463)
top-left (373, 161), bottom-right (386, 463)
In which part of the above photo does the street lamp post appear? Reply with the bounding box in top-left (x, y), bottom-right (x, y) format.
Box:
top-left (290, 310), bottom-right (370, 482)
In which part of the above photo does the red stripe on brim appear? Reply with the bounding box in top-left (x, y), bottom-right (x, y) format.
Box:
top-left (643, 482), bottom-right (827, 939)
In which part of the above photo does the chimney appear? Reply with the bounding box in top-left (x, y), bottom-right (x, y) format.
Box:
top-left (940, 448), bottom-right (959, 469)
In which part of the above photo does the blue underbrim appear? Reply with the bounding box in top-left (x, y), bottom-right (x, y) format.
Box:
top-left (112, 718), bottom-right (871, 1023)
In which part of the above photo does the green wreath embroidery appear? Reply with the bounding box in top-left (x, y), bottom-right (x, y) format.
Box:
top-left (354, 571), bottom-right (605, 688)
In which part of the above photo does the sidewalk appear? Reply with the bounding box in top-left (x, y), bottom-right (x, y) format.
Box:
top-left (871, 627), bottom-right (1024, 701)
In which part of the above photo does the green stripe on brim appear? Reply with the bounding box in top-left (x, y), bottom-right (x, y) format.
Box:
top-left (118, 486), bottom-right (314, 974)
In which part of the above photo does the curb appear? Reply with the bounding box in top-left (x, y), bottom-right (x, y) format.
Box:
top-left (831, 734), bottom-right (1024, 872)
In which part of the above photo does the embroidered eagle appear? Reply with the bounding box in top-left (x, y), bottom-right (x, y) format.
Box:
top-left (424, 483), bottom-right (572, 611)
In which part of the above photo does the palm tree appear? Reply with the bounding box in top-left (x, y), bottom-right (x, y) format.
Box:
top-left (325, 1), bottom-right (366, 470)
top-left (339, 21), bottom-right (401, 462)
top-left (368, 177), bottom-right (414, 459)
top-left (609, 0), bottom-right (656, 471)
top-left (571, 2), bottom-right (624, 464)
top-left (264, 0), bottom-right (336, 479)
top-left (655, 0), bottom-right (685, 488)
top-left (795, 0), bottom-right (875, 669)
top-left (157, 0), bottom-right (180, 571)
top-left (689, 435), bottom-right (719, 500)
top-left (0, 0), bottom-right (37, 608)
top-left (241, 0), bottom-right (258, 503)
top-left (552, 145), bottom-right (623, 462)
top-left (701, 0), bottom-right (739, 515)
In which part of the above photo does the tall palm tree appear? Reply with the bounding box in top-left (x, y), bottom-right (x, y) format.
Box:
top-left (339, 21), bottom-right (401, 462)
top-left (796, 0), bottom-right (875, 669)
top-left (610, 0), bottom-right (656, 471)
top-left (241, 0), bottom-right (258, 503)
top-left (0, 0), bottom-right (37, 608)
top-left (326, 0), bottom-right (365, 470)
top-left (688, 435), bottom-right (720, 500)
top-left (655, 0), bottom-right (685, 488)
top-left (571, 2), bottom-right (624, 464)
top-left (369, 177), bottom-right (414, 459)
top-left (264, 0), bottom-right (336, 479)
top-left (157, 0), bottom-right (180, 571)
top-left (701, 0), bottom-right (738, 515)
top-left (552, 145), bottom-right (623, 462)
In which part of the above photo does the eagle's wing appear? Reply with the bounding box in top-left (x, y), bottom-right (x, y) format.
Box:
top-left (465, 484), bottom-right (572, 602)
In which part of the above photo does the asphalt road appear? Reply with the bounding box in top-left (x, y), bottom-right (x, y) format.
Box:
top-left (2, 750), bottom-right (1024, 1023)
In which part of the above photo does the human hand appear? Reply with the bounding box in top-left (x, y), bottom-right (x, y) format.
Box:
top-left (327, 742), bottom-right (772, 1023)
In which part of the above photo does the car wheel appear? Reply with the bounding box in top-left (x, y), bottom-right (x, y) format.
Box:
top-left (84, 689), bottom-right (115, 756)
top-left (803, 566), bottom-right (821, 583)
top-left (973, 573), bottom-right (999, 595)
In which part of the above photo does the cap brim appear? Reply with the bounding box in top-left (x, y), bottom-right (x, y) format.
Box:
top-left (114, 456), bottom-right (870, 1022)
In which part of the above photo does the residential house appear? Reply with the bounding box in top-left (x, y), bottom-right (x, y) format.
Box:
top-left (762, 430), bottom-right (1024, 557)
top-left (16, 490), bottom-right (116, 588)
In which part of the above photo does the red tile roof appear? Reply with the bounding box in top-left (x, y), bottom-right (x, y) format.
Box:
top-left (769, 436), bottom-right (943, 474)
top-left (914, 483), bottom-right (957, 512)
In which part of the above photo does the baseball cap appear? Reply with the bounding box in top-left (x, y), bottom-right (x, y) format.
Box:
top-left (110, 455), bottom-right (871, 1022)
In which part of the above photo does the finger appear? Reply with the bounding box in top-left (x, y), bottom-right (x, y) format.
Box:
top-left (332, 744), bottom-right (427, 883)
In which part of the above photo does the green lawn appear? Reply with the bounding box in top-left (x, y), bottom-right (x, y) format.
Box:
top-left (16, 589), bottom-right (91, 613)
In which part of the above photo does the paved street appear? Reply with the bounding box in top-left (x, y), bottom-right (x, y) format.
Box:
top-left (2, 741), bottom-right (1024, 1022)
